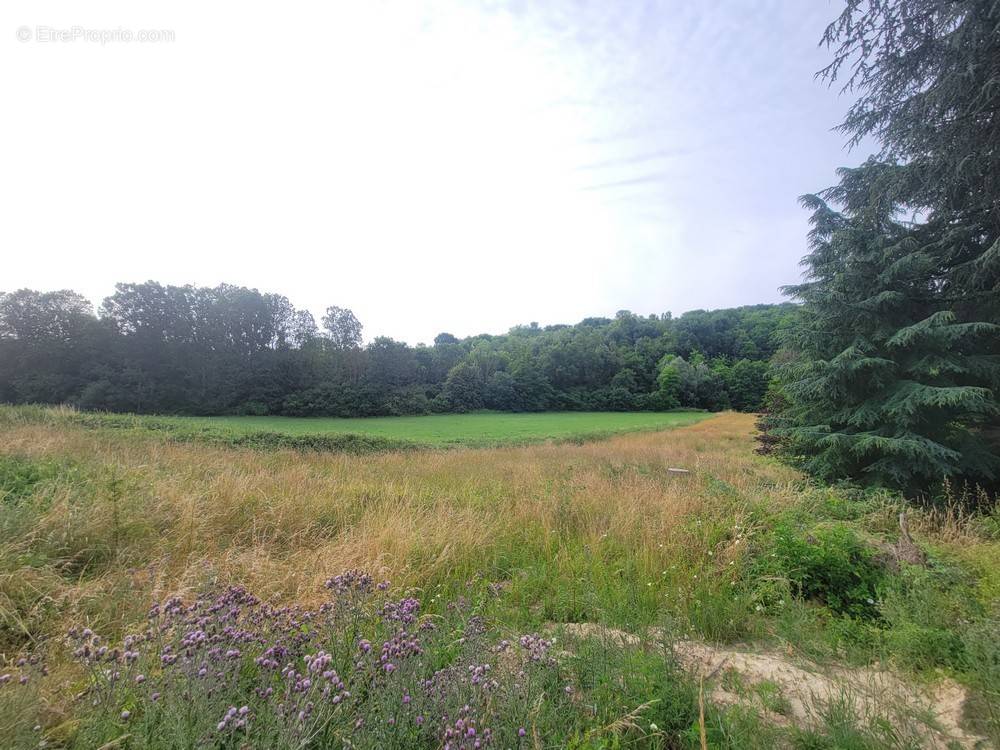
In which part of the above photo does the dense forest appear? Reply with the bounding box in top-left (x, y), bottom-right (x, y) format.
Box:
top-left (0, 284), bottom-right (795, 417)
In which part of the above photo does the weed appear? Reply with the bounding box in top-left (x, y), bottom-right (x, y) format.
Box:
top-left (759, 522), bottom-right (886, 620)
top-left (0, 455), bottom-right (58, 506)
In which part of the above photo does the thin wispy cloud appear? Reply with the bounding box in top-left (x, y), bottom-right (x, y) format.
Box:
top-left (580, 173), bottom-right (671, 192)
top-left (576, 148), bottom-right (692, 172)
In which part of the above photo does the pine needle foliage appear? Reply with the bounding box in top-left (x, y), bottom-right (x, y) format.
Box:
top-left (778, 0), bottom-right (1000, 495)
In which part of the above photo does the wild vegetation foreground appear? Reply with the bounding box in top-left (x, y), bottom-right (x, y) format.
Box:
top-left (0, 406), bottom-right (998, 747)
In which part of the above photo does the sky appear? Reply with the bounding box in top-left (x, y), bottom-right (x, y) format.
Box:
top-left (2, 1), bottom-right (864, 345)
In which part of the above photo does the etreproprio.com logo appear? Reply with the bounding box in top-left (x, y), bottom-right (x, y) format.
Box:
top-left (17, 25), bottom-right (176, 44)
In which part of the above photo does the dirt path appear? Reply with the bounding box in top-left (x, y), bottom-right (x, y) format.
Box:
top-left (558, 623), bottom-right (990, 749)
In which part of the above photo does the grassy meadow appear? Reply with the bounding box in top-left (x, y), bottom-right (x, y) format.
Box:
top-left (16, 407), bottom-right (712, 453)
top-left (126, 410), bottom-right (713, 446)
top-left (1, 405), bottom-right (998, 748)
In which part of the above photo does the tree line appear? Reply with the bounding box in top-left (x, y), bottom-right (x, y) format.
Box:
top-left (0, 282), bottom-right (795, 417)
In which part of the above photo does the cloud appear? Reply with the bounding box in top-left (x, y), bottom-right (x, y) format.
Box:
top-left (0, 0), bottom-right (856, 343)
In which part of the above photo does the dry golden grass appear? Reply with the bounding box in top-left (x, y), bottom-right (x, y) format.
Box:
top-left (0, 412), bottom-right (806, 640)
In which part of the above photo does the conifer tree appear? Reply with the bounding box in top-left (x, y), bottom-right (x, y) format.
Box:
top-left (778, 0), bottom-right (1000, 494)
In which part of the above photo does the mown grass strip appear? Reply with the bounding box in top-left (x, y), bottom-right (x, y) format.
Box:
top-left (0, 405), bottom-right (712, 453)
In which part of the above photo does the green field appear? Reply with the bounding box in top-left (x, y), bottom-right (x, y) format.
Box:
top-left (152, 410), bottom-right (711, 446)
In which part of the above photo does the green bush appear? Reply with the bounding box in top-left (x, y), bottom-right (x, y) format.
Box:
top-left (761, 522), bottom-right (886, 620)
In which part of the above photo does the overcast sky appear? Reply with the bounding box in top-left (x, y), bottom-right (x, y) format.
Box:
top-left (2, 1), bottom-right (862, 345)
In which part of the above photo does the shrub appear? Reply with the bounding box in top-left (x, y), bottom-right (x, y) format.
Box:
top-left (760, 522), bottom-right (886, 620)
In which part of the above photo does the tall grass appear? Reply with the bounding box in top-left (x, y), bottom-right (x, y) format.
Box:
top-left (1, 409), bottom-right (802, 641)
top-left (1, 405), bottom-right (997, 747)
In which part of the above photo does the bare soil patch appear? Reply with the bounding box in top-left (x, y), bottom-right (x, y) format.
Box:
top-left (558, 623), bottom-right (990, 748)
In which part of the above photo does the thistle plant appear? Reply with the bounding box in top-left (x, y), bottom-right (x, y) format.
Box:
top-left (6, 572), bottom-right (572, 749)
